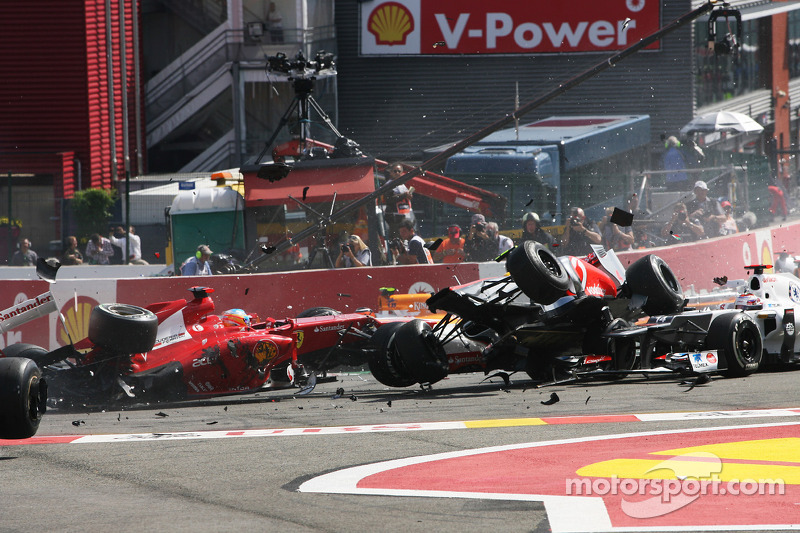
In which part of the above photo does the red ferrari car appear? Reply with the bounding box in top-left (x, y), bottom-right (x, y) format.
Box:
top-left (2, 285), bottom-right (401, 411)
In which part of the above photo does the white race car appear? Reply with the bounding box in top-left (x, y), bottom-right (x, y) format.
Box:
top-left (631, 263), bottom-right (799, 378)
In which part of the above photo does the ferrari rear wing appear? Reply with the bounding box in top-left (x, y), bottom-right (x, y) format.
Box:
top-left (0, 258), bottom-right (60, 335)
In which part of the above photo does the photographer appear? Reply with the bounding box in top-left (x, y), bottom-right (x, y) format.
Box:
top-left (559, 207), bottom-right (601, 256)
top-left (393, 218), bottom-right (432, 265)
top-left (335, 235), bottom-right (372, 268)
top-left (464, 214), bottom-right (499, 262)
top-left (687, 180), bottom-right (725, 238)
top-left (661, 202), bottom-right (704, 243)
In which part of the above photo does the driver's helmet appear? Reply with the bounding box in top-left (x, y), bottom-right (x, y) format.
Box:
top-left (734, 293), bottom-right (763, 310)
top-left (222, 308), bottom-right (250, 328)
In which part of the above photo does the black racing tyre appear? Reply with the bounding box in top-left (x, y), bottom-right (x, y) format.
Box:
top-left (1, 342), bottom-right (63, 368)
top-left (624, 254), bottom-right (684, 316)
top-left (367, 323), bottom-right (416, 387)
top-left (296, 307), bottom-right (341, 318)
top-left (88, 304), bottom-right (158, 354)
top-left (0, 358), bottom-right (46, 439)
top-left (706, 312), bottom-right (763, 377)
top-left (506, 241), bottom-right (570, 304)
top-left (393, 320), bottom-right (449, 385)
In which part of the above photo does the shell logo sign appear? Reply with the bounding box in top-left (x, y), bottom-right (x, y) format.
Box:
top-left (360, 0), bottom-right (660, 56)
top-left (368, 2), bottom-right (415, 45)
top-left (58, 296), bottom-right (99, 346)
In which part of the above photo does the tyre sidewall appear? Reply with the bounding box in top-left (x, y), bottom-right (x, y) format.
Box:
top-left (89, 303), bottom-right (158, 354)
top-left (506, 241), bottom-right (570, 304)
top-left (368, 322), bottom-right (415, 387)
top-left (708, 312), bottom-right (763, 377)
top-left (625, 255), bottom-right (684, 315)
top-left (0, 358), bottom-right (43, 439)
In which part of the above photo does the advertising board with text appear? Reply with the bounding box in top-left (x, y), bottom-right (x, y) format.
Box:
top-left (360, 0), bottom-right (661, 56)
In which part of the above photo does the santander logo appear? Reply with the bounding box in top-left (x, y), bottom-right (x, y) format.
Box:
top-left (368, 2), bottom-right (415, 45)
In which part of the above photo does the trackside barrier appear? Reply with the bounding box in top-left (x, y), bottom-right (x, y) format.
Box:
top-left (3, 220), bottom-right (800, 351)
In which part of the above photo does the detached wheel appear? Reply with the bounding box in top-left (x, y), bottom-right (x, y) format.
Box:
top-left (89, 304), bottom-right (158, 354)
top-left (296, 307), bottom-right (340, 318)
top-left (367, 323), bottom-right (416, 387)
top-left (625, 255), bottom-right (684, 315)
top-left (393, 320), bottom-right (449, 385)
top-left (0, 358), bottom-right (46, 439)
top-left (506, 242), bottom-right (570, 304)
top-left (706, 312), bottom-right (763, 377)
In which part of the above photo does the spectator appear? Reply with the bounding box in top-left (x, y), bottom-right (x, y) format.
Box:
top-left (336, 235), bottom-right (372, 267)
top-left (181, 244), bottom-right (213, 276)
top-left (663, 136), bottom-right (689, 191)
top-left (768, 182), bottom-right (788, 221)
top-left (394, 218), bottom-right (432, 265)
top-left (85, 233), bottom-right (114, 265)
top-left (433, 224), bottom-right (465, 263)
top-left (61, 236), bottom-right (83, 265)
top-left (599, 207), bottom-right (635, 252)
top-left (10, 238), bottom-right (38, 266)
top-left (384, 163), bottom-right (415, 238)
top-left (266, 1), bottom-right (283, 43)
top-left (486, 222), bottom-right (513, 253)
top-left (687, 181), bottom-right (725, 237)
top-left (661, 202), bottom-right (704, 243)
top-left (464, 214), bottom-right (499, 262)
top-left (719, 201), bottom-right (738, 235)
top-left (109, 225), bottom-right (149, 265)
top-left (519, 212), bottom-right (554, 248)
top-left (559, 207), bottom-right (602, 256)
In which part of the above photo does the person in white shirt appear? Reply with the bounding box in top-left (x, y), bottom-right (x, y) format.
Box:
top-left (486, 222), bottom-right (513, 254)
top-left (109, 225), bottom-right (149, 264)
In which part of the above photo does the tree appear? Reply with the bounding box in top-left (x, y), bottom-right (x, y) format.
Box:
top-left (70, 188), bottom-right (117, 239)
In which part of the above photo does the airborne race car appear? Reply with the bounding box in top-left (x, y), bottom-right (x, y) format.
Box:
top-left (366, 242), bottom-right (776, 388)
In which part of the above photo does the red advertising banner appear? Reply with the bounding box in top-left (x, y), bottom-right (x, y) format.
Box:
top-left (361, 0), bottom-right (661, 56)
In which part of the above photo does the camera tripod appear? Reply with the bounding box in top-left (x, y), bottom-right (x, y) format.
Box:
top-left (255, 75), bottom-right (343, 164)
top-left (305, 233), bottom-right (336, 269)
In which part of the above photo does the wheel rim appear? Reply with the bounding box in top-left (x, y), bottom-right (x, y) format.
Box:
top-left (739, 326), bottom-right (760, 363)
top-left (538, 249), bottom-right (562, 277)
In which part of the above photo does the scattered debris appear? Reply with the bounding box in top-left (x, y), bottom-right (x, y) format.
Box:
top-left (682, 374), bottom-right (711, 392)
top-left (541, 392), bottom-right (560, 406)
top-left (155, 412), bottom-right (169, 417)
top-left (713, 276), bottom-right (728, 286)
top-left (585, 396), bottom-right (591, 405)
top-left (349, 395), bottom-right (358, 402)
top-left (71, 420), bottom-right (85, 427)
top-left (481, 371), bottom-right (511, 387)
top-left (386, 400), bottom-right (392, 407)
top-left (206, 421), bottom-right (218, 425)
top-left (331, 387), bottom-right (345, 399)
top-left (302, 186), bottom-right (310, 201)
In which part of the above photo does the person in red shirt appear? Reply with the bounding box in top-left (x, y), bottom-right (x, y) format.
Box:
top-left (434, 224), bottom-right (465, 263)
